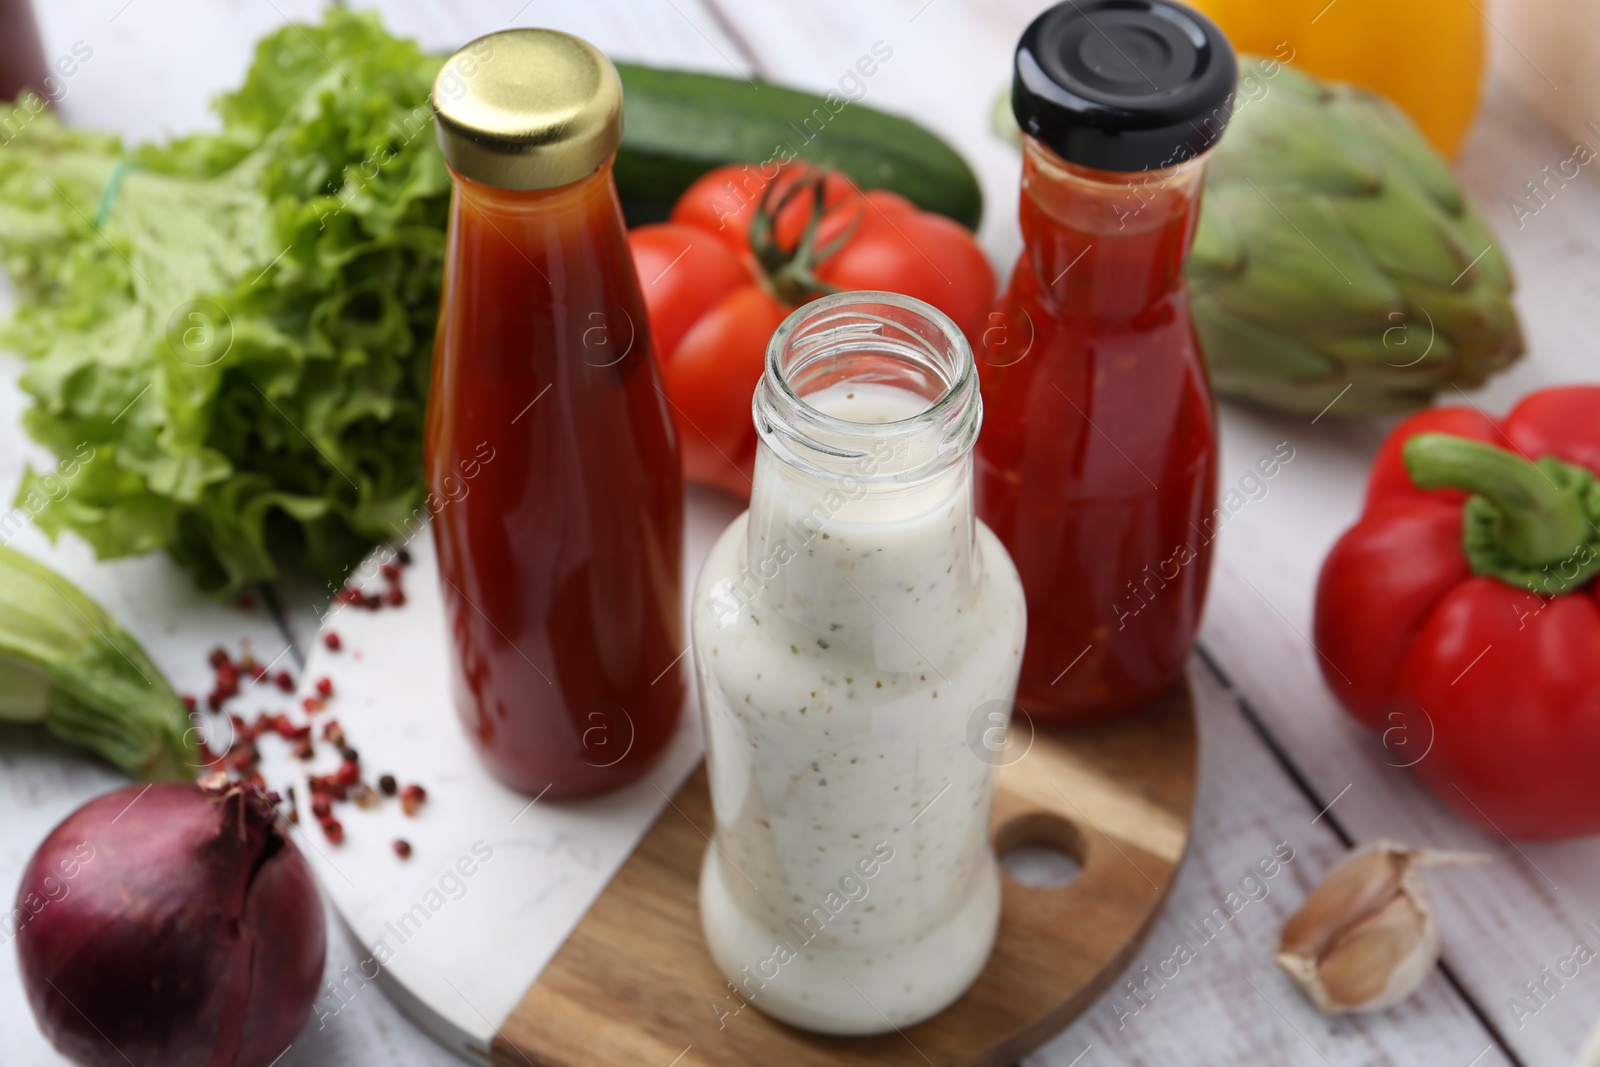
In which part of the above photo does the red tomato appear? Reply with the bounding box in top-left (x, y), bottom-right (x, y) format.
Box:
top-left (662, 287), bottom-right (788, 499)
top-left (627, 224), bottom-right (752, 359)
top-left (630, 161), bottom-right (996, 498)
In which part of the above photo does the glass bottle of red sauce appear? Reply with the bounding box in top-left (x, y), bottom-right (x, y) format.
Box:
top-left (978, 0), bottom-right (1237, 721)
top-left (426, 30), bottom-right (685, 797)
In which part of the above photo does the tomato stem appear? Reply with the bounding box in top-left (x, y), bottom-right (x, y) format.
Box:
top-left (1403, 432), bottom-right (1600, 595)
top-left (748, 169), bottom-right (849, 306)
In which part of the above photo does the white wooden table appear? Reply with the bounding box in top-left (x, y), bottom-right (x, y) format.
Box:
top-left (3, 2), bottom-right (1597, 1065)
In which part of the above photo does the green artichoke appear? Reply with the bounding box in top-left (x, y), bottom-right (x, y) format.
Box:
top-left (1189, 57), bottom-right (1522, 416)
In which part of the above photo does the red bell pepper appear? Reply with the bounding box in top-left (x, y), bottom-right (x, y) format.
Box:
top-left (1315, 385), bottom-right (1600, 840)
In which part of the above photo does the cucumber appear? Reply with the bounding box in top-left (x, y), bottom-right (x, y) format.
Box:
top-left (613, 62), bottom-right (983, 231)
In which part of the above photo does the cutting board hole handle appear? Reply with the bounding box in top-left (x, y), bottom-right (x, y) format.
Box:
top-left (994, 812), bottom-right (1086, 890)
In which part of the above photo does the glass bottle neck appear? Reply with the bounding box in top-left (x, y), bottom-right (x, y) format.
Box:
top-left (447, 158), bottom-right (623, 250)
top-left (736, 292), bottom-right (983, 638)
top-left (1019, 136), bottom-right (1207, 318)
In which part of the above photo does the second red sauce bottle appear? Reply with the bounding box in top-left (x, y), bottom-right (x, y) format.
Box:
top-left (979, 0), bottom-right (1238, 721)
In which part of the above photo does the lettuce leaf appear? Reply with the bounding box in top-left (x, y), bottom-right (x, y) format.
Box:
top-left (0, 10), bottom-right (448, 593)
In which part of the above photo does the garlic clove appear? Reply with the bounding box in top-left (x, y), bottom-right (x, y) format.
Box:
top-left (1279, 848), bottom-right (1404, 961)
top-left (1275, 839), bottom-right (1482, 1014)
top-left (1314, 892), bottom-right (1435, 1011)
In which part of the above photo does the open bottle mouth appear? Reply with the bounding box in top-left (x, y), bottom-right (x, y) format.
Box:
top-left (754, 290), bottom-right (981, 484)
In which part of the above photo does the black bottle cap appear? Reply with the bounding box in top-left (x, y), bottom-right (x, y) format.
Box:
top-left (1013, 0), bottom-right (1238, 172)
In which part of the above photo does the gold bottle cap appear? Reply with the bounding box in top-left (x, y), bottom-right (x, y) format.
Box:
top-left (432, 29), bottom-right (623, 191)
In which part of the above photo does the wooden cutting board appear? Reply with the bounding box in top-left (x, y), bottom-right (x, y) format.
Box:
top-left (257, 507), bottom-right (1196, 1065)
top-left (497, 683), bottom-right (1197, 1067)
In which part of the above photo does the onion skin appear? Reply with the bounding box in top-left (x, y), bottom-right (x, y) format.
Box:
top-left (15, 782), bottom-right (326, 1067)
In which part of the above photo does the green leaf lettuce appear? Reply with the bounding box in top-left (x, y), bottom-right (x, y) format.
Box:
top-left (0, 9), bottom-right (448, 593)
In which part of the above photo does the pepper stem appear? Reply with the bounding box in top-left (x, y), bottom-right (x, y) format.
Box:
top-left (1403, 432), bottom-right (1600, 596)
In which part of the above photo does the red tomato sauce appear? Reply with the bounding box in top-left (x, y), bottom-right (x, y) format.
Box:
top-left (977, 144), bottom-right (1217, 721)
top-left (425, 163), bottom-right (685, 796)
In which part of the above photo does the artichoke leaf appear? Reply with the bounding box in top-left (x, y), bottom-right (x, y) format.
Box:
top-left (1332, 179), bottom-right (1477, 286)
top-left (1192, 294), bottom-right (1338, 380)
top-left (1190, 199), bottom-right (1244, 277)
top-left (1348, 87), bottom-right (1464, 215)
top-left (1190, 56), bottom-right (1522, 416)
top-left (1198, 188), bottom-right (1401, 333)
top-left (1400, 280), bottom-right (1521, 342)
top-left (1447, 203), bottom-right (1513, 292)
top-left (1209, 64), bottom-right (1383, 197)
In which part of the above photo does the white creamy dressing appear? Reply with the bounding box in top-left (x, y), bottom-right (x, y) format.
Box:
top-left (692, 380), bottom-right (1026, 1034)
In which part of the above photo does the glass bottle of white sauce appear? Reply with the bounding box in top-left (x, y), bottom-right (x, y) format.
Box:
top-left (692, 291), bottom-right (1027, 1035)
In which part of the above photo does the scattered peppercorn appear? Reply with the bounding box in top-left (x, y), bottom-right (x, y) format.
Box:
top-left (378, 774), bottom-right (397, 797)
top-left (275, 670), bottom-right (294, 693)
top-left (323, 631), bottom-right (342, 652)
top-left (321, 818), bottom-right (344, 845)
top-left (302, 697), bottom-right (325, 714)
top-left (385, 588), bottom-right (406, 607)
top-left (393, 839), bottom-right (412, 859)
top-left (400, 783), bottom-right (427, 816)
top-left (315, 676), bottom-right (333, 698)
top-left (380, 562), bottom-right (402, 582)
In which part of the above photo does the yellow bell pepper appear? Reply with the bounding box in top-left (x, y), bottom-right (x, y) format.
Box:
top-left (1187, 0), bottom-right (1485, 157)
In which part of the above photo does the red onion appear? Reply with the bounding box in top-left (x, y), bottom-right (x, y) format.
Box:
top-left (15, 777), bottom-right (326, 1067)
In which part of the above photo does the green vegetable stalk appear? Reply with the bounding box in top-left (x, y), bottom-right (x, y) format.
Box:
top-left (0, 545), bottom-right (198, 780)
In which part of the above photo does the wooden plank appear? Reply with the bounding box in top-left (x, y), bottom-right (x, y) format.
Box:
top-left (351, 0), bottom-right (755, 73)
top-left (33, 0), bottom-right (323, 141)
top-left (1488, 0), bottom-right (1600, 157)
top-left (1196, 78), bottom-right (1600, 1067)
top-left (1023, 662), bottom-right (1515, 1067)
